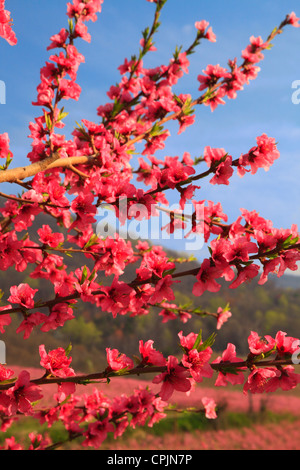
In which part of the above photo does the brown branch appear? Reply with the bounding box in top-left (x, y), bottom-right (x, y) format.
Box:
top-left (0, 155), bottom-right (94, 184)
top-left (0, 358), bottom-right (295, 392)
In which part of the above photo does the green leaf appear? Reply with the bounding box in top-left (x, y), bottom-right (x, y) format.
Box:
top-left (132, 354), bottom-right (142, 365)
top-left (162, 268), bottom-right (176, 277)
top-left (57, 107), bottom-right (69, 122)
top-left (88, 270), bottom-right (97, 282)
top-left (198, 332), bottom-right (217, 351)
top-left (81, 265), bottom-right (88, 284)
top-left (0, 377), bottom-right (17, 385)
top-left (219, 366), bottom-right (243, 376)
top-left (84, 233), bottom-right (100, 249)
top-left (192, 329), bottom-right (202, 350)
top-left (65, 343), bottom-right (72, 357)
top-left (149, 121), bottom-right (164, 137)
top-left (283, 235), bottom-right (299, 248)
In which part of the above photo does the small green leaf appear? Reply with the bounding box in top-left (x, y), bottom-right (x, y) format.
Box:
top-left (198, 332), bottom-right (217, 351)
top-left (162, 268), bottom-right (176, 277)
top-left (81, 265), bottom-right (88, 284)
top-left (0, 377), bottom-right (17, 385)
top-left (192, 329), bottom-right (202, 350)
top-left (65, 343), bottom-right (72, 357)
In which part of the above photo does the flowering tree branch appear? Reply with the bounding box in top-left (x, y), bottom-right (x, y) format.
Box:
top-left (0, 0), bottom-right (299, 450)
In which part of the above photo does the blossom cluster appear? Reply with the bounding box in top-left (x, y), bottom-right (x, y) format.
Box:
top-left (0, 0), bottom-right (299, 450)
top-left (0, 0), bottom-right (17, 46)
top-left (0, 328), bottom-right (299, 449)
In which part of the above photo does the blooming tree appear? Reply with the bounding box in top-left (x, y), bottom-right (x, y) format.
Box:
top-left (0, 0), bottom-right (299, 450)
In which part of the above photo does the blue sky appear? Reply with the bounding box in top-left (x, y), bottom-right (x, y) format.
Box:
top-left (1, 0), bottom-right (300, 267)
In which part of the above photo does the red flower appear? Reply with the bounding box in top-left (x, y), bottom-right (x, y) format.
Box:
top-left (5, 371), bottom-right (43, 415)
top-left (106, 348), bottom-right (134, 372)
top-left (213, 343), bottom-right (245, 387)
top-left (139, 340), bottom-right (166, 367)
top-left (39, 345), bottom-right (75, 378)
top-left (0, 1), bottom-right (17, 45)
top-left (243, 367), bottom-right (278, 394)
top-left (8, 284), bottom-right (38, 309)
top-left (152, 356), bottom-right (191, 401)
top-left (287, 12), bottom-right (300, 27)
top-left (248, 331), bottom-right (276, 356)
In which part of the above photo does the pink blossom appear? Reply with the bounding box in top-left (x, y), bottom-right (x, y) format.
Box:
top-left (47, 28), bottom-right (69, 50)
top-left (192, 258), bottom-right (222, 297)
top-left (198, 64), bottom-right (231, 91)
top-left (8, 283), bottom-right (38, 309)
top-left (264, 365), bottom-right (300, 392)
top-left (287, 12), bottom-right (300, 27)
top-left (224, 237), bottom-right (258, 263)
top-left (229, 264), bottom-right (260, 289)
top-left (16, 312), bottom-right (48, 339)
top-left (181, 348), bottom-right (213, 383)
top-left (205, 27), bottom-right (216, 43)
top-left (96, 278), bottom-right (134, 318)
top-left (0, 133), bottom-right (12, 158)
top-left (195, 20), bottom-right (210, 33)
top-left (238, 134), bottom-right (280, 176)
top-left (195, 21), bottom-right (216, 42)
top-left (202, 397), bottom-right (217, 419)
top-left (0, 364), bottom-right (14, 382)
top-left (58, 78), bottom-right (82, 101)
top-left (37, 225), bottom-right (64, 248)
top-left (159, 304), bottom-right (192, 323)
top-left (213, 343), bottom-right (245, 387)
top-left (258, 258), bottom-right (281, 285)
top-left (28, 432), bottom-right (51, 450)
top-left (139, 340), bottom-right (166, 366)
top-left (82, 419), bottom-right (114, 448)
top-left (0, 306), bottom-right (11, 333)
top-left (275, 331), bottom-right (300, 357)
top-left (248, 331), bottom-right (276, 356)
top-left (1, 437), bottom-right (23, 450)
top-left (277, 249), bottom-right (300, 278)
top-left (40, 303), bottom-right (74, 332)
top-left (5, 371), bottom-right (43, 415)
top-left (216, 307), bottom-right (232, 330)
top-left (149, 275), bottom-right (178, 304)
top-left (39, 345), bottom-right (75, 378)
top-left (137, 250), bottom-right (175, 280)
top-left (210, 156), bottom-right (233, 185)
top-left (0, 1), bottom-right (17, 45)
top-left (140, 37), bottom-right (156, 51)
top-left (56, 382), bottom-right (76, 403)
top-left (243, 367), bottom-right (278, 394)
top-left (152, 355), bottom-right (191, 401)
top-left (242, 36), bottom-right (268, 64)
top-left (106, 348), bottom-right (134, 372)
top-left (178, 331), bottom-right (199, 351)
top-left (74, 18), bottom-right (91, 42)
top-left (83, 388), bottom-right (110, 416)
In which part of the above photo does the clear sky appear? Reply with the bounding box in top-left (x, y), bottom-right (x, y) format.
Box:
top-left (1, 0), bottom-right (300, 268)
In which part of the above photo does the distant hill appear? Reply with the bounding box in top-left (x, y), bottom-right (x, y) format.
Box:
top-left (270, 273), bottom-right (300, 290)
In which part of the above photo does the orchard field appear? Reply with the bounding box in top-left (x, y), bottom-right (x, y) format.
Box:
top-left (2, 366), bottom-right (300, 450)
